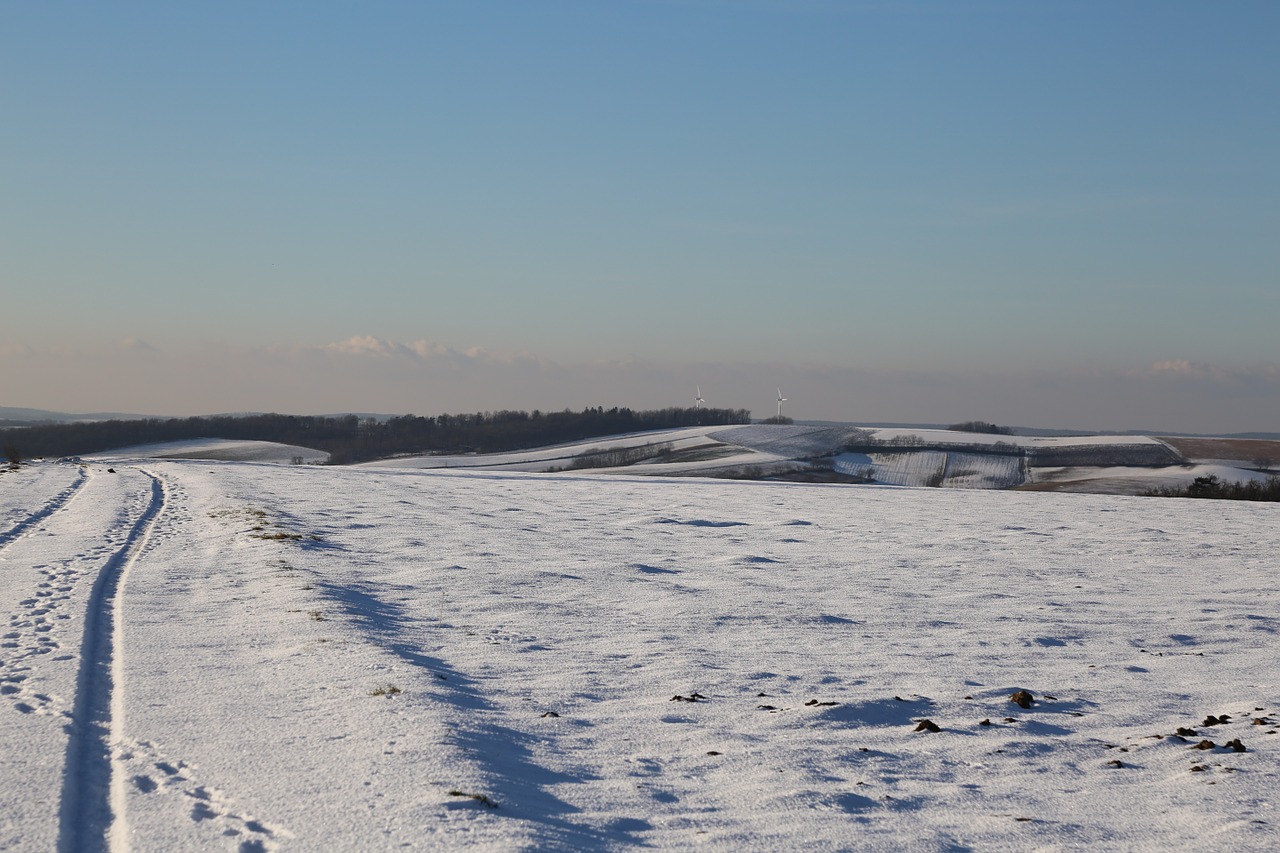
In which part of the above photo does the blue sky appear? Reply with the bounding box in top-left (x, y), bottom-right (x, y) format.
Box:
top-left (3, 1), bottom-right (1278, 431)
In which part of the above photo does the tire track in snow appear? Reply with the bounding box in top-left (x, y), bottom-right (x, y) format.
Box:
top-left (48, 469), bottom-right (291, 853)
top-left (0, 464), bottom-right (89, 550)
top-left (56, 469), bottom-right (166, 853)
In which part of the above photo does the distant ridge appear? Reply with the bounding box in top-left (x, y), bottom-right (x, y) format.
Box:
top-left (0, 406), bottom-right (160, 424)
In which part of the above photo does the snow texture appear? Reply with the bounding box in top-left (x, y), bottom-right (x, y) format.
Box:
top-left (834, 452), bottom-right (1026, 489)
top-left (2, 459), bottom-right (1278, 851)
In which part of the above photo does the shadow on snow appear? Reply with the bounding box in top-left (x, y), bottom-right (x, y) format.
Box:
top-left (315, 580), bottom-right (647, 851)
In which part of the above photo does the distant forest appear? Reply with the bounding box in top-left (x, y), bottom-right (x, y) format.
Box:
top-left (1145, 474), bottom-right (1280, 503)
top-left (1, 407), bottom-right (751, 465)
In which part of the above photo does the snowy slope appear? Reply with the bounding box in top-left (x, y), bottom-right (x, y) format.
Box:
top-left (1024, 463), bottom-right (1273, 496)
top-left (348, 425), bottom-right (1204, 491)
top-left (94, 439), bottom-right (330, 465)
top-left (3, 459), bottom-right (1278, 850)
top-left (358, 427), bottom-right (730, 472)
top-left (834, 451), bottom-right (1026, 489)
top-left (83, 426), bottom-right (1272, 496)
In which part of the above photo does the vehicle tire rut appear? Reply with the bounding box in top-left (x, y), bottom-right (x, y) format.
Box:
top-left (56, 469), bottom-right (166, 853)
top-left (0, 464), bottom-right (90, 550)
top-left (43, 469), bottom-right (290, 852)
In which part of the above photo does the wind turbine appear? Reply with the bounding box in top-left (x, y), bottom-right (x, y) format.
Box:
top-left (776, 387), bottom-right (787, 419)
top-left (695, 386), bottom-right (705, 409)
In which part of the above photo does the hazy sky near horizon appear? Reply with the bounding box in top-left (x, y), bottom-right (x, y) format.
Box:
top-left (3, 1), bottom-right (1278, 432)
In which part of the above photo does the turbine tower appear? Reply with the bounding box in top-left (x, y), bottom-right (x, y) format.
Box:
top-left (776, 387), bottom-right (787, 419)
top-left (695, 386), bottom-right (705, 409)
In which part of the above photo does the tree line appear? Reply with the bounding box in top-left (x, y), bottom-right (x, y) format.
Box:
top-left (0, 407), bottom-right (751, 465)
top-left (1145, 474), bottom-right (1280, 502)
top-left (947, 421), bottom-right (1013, 435)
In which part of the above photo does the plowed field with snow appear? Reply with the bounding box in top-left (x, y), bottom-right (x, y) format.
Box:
top-left (2, 460), bottom-right (1277, 851)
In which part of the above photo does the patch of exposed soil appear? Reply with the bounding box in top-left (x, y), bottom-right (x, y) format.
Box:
top-left (1017, 477), bottom-right (1176, 496)
top-left (660, 444), bottom-right (750, 464)
top-left (767, 469), bottom-right (870, 484)
top-left (1159, 437), bottom-right (1280, 466)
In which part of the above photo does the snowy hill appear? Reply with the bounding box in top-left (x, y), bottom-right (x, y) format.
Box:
top-left (353, 424), bottom-right (1277, 496)
top-left (93, 438), bottom-right (330, 465)
top-left (70, 424), bottom-right (1280, 496)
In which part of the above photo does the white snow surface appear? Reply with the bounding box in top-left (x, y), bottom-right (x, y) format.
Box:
top-left (1026, 464), bottom-right (1271, 495)
top-left (2, 460), bottom-right (1278, 851)
top-left (345, 425), bottom-right (1197, 487)
top-left (359, 428), bottom-right (721, 472)
top-left (865, 429), bottom-right (1164, 449)
top-left (833, 452), bottom-right (1027, 490)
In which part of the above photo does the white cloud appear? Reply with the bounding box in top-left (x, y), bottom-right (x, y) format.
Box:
top-left (324, 336), bottom-right (398, 357)
top-left (320, 337), bottom-right (550, 369)
top-left (1145, 359), bottom-right (1280, 386)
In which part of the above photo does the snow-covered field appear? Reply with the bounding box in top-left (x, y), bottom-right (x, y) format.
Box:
top-left (833, 451), bottom-right (1027, 490)
top-left (95, 439), bottom-right (330, 465)
top-left (340, 424), bottom-right (1269, 494)
top-left (69, 427), bottom-right (1190, 490)
top-left (3, 458), bottom-right (1278, 851)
